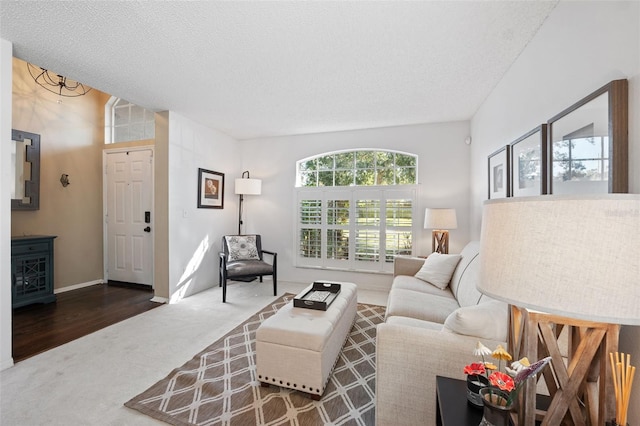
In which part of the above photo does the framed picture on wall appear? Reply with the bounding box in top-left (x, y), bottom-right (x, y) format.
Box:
top-left (509, 125), bottom-right (547, 197)
top-left (488, 146), bottom-right (510, 199)
top-left (197, 168), bottom-right (224, 209)
top-left (547, 79), bottom-right (628, 195)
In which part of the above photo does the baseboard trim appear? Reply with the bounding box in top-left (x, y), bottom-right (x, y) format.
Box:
top-left (0, 357), bottom-right (15, 371)
top-left (54, 280), bottom-right (104, 294)
top-left (150, 296), bottom-right (169, 304)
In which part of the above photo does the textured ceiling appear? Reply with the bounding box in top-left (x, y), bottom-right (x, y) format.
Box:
top-left (1, 1), bottom-right (557, 140)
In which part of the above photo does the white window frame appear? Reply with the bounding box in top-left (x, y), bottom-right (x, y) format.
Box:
top-left (295, 149), bottom-right (418, 273)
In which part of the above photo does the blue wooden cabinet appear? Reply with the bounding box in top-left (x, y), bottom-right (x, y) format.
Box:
top-left (11, 235), bottom-right (57, 308)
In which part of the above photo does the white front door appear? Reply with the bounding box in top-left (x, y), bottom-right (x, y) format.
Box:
top-left (105, 148), bottom-right (153, 286)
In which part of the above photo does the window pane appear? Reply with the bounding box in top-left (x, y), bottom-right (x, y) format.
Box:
top-left (130, 105), bottom-right (145, 123)
top-left (355, 230), bottom-right (379, 261)
top-left (396, 167), bottom-right (416, 184)
top-left (386, 199), bottom-right (412, 227)
top-left (355, 169), bottom-right (375, 186)
top-left (386, 231), bottom-right (412, 262)
top-left (376, 151), bottom-right (394, 168)
top-left (300, 200), bottom-right (322, 224)
top-left (129, 123), bottom-right (145, 141)
top-left (114, 126), bottom-right (129, 143)
top-left (356, 151), bottom-right (375, 168)
top-left (318, 155), bottom-right (334, 170)
top-left (114, 105), bottom-right (129, 122)
top-left (145, 121), bottom-right (155, 139)
top-left (356, 200), bottom-right (380, 226)
top-left (318, 171), bottom-right (334, 186)
top-left (335, 152), bottom-right (354, 169)
top-left (396, 154), bottom-right (416, 167)
top-left (299, 171), bottom-right (317, 187)
top-left (327, 200), bottom-right (349, 225)
top-left (334, 170), bottom-right (354, 186)
top-left (327, 229), bottom-right (349, 260)
top-left (299, 159), bottom-right (317, 172)
top-left (299, 229), bottom-right (321, 258)
top-left (376, 168), bottom-right (394, 185)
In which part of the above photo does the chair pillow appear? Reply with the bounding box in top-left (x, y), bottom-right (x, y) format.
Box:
top-left (225, 235), bottom-right (260, 262)
top-left (443, 300), bottom-right (508, 342)
top-left (414, 252), bottom-right (461, 289)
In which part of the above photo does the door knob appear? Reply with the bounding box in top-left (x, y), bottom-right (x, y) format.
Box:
top-left (144, 226), bottom-right (151, 232)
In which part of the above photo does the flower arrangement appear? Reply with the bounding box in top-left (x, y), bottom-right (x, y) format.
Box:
top-left (464, 342), bottom-right (552, 407)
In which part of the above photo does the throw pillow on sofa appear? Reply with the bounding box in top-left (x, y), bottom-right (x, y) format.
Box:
top-left (414, 252), bottom-right (461, 289)
top-left (443, 300), bottom-right (508, 342)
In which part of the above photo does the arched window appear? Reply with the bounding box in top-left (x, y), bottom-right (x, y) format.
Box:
top-left (104, 97), bottom-right (155, 144)
top-left (295, 150), bottom-right (418, 273)
top-left (296, 150), bottom-right (417, 187)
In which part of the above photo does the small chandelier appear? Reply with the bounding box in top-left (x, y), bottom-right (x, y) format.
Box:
top-left (27, 63), bottom-right (91, 97)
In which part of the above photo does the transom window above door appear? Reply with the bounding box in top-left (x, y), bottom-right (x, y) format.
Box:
top-left (104, 97), bottom-right (155, 144)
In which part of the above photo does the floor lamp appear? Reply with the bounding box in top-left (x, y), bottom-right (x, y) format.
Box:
top-left (234, 171), bottom-right (261, 235)
top-left (424, 208), bottom-right (457, 254)
top-left (478, 194), bottom-right (640, 426)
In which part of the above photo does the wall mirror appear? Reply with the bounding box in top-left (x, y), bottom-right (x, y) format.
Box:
top-left (11, 129), bottom-right (40, 210)
top-left (547, 79), bottom-right (628, 194)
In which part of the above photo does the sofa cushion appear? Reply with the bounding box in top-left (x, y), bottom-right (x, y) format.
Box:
top-left (449, 241), bottom-right (484, 307)
top-left (414, 252), bottom-right (461, 289)
top-left (392, 275), bottom-right (455, 297)
top-left (386, 288), bottom-right (459, 324)
top-left (386, 315), bottom-right (443, 331)
top-left (443, 299), bottom-right (508, 342)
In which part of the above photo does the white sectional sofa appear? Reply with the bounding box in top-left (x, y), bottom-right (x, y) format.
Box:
top-left (375, 241), bottom-right (509, 426)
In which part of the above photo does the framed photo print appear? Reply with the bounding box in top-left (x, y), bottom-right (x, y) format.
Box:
top-left (197, 168), bottom-right (224, 209)
top-left (547, 79), bottom-right (628, 195)
top-left (488, 146), bottom-right (510, 199)
top-left (510, 125), bottom-right (547, 197)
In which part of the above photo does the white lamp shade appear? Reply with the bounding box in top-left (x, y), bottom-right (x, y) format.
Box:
top-left (424, 208), bottom-right (457, 230)
top-left (478, 194), bottom-right (640, 325)
top-left (235, 178), bottom-right (262, 195)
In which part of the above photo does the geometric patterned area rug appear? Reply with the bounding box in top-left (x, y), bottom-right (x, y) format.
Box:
top-left (125, 293), bottom-right (386, 426)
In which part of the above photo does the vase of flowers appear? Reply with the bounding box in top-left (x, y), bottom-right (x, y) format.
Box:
top-left (463, 342), bottom-right (552, 425)
top-left (479, 387), bottom-right (512, 426)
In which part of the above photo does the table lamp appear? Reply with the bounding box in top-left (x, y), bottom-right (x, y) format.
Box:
top-left (424, 208), bottom-right (457, 254)
top-left (235, 170), bottom-right (262, 235)
top-left (478, 194), bottom-right (640, 425)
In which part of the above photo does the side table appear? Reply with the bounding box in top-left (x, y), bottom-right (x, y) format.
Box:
top-left (436, 376), bottom-right (483, 426)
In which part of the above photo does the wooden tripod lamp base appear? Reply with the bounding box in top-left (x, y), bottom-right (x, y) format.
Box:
top-left (431, 230), bottom-right (450, 254)
top-left (509, 306), bottom-right (619, 426)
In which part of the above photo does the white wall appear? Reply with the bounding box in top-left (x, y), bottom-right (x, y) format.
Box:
top-left (469, 1), bottom-right (640, 422)
top-left (0, 39), bottom-right (14, 370)
top-left (167, 112), bottom-right (240, 302)
top-left (240, 121), bottom-right (471, 292)
top-left (470, 0), bottom-right (640, 235)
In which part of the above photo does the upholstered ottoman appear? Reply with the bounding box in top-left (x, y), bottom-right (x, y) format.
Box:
top-left (256, 282), bottom-right (357, 399)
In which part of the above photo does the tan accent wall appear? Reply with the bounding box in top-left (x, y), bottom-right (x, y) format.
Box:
top-left (153, 111), bottom-right (169, 299)
top-left (10, 57), bottom-right (154, 290)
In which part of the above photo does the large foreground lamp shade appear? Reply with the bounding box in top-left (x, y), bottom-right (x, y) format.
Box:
top-left (235, 171), bottom-right (262, 235)
top-left (424, 208), bottom-right (457, 254)
top-left (478, 194), bottom-right (640, 425)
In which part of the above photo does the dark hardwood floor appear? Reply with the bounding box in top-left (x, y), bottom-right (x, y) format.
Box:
top-left (12, 282), bottom-right (162, 363)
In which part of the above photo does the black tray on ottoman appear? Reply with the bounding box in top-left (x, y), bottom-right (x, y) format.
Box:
top-left (294, 281), bottom-right (341, 311)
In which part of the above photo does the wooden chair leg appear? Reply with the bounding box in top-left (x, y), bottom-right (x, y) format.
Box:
top-left (222, 279), bottom-right (227, 303)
